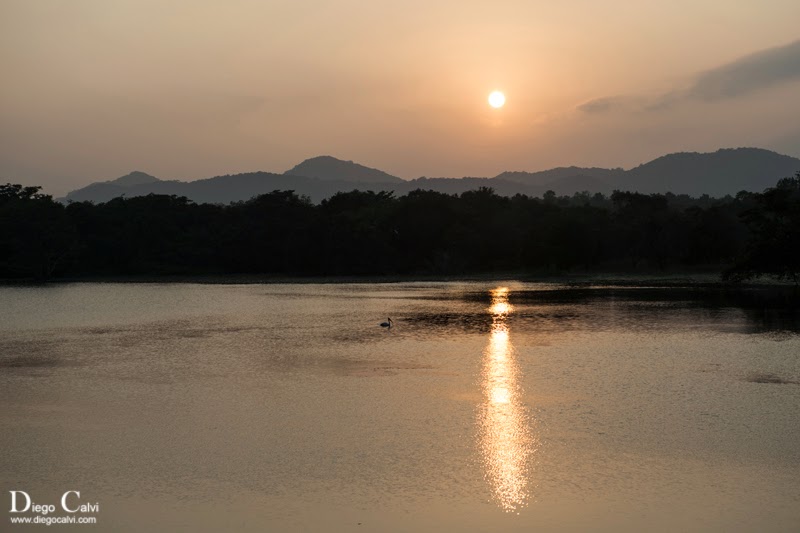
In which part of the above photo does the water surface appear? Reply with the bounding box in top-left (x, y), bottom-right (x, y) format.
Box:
top-left (1, 282), bottom-right (799, 532)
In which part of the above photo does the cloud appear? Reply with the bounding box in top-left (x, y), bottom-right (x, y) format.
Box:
top-left (576, 96), bottom-right (627, 114)
top-left (687, 39), bottom-right (800, 100)
top-left (579, 39), bottom-right (800, 114)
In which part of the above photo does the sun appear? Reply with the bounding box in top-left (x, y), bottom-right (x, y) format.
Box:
top-left (488, 91), bottom-right (506, 108)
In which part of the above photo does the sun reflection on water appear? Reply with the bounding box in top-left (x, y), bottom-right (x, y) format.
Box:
top-left (477, 287), bottom-right (535, 512)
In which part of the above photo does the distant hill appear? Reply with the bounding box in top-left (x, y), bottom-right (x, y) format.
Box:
top-left (407, 177), bottom-right (540, 198)
top-left (620, 148), bottom-right (800, 196)
top-left (64, 172), bottom-right (365, 204)
top-left (64, 171), bottom-right (162, 203)
top-left (493, 149), bottom-right (800, 197)
top-left (61, 148), bottom-right (800, 204)
top-left (110, 171), bottom-right (160, 187)
top-left (538, 174), bottom-right (617, 196)
top-left (285, 155), bottom-right (403, 183)
top-left (62, 172), bottom-right (539, 204)
top-left (495, 166), bottom-right (624, 187)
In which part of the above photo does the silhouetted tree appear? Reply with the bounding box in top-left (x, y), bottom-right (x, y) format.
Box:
top-left (725, 173), bottom-right (800, 283)
top-left (4, 176), bottom-right (793, 281)
top-left (0, 184), bottom-right (75, 279)
top-left (394, 190), bottom-right (459, 273)
top-left (319, 190), bottom-right (398, 274)
top-left (224, 190), bottom-right (316, 274)
top-left (611, 191), bottom-right (688, 269)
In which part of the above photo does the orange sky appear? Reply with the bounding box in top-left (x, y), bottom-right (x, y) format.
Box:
top-left (2, 0), bottom-right (800, 195)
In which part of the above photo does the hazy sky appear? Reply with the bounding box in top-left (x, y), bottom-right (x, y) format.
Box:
top-left (2, 0), bottom-right (800, 195)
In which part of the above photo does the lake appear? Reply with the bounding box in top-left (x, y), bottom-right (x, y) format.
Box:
top-left (1, 282), bottom-right (799, 532)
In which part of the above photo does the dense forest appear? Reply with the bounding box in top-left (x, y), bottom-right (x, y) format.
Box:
top-left (1, 174), bottom-right (798, 282)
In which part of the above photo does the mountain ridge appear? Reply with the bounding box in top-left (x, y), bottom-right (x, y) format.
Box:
top-left (61, 148), bottom-right (800, 204)
top-left (620, 147), bottom-right (800, 195)
top-left (108, 171), bottom-right (161, 187)
top-left (285, 155), bottom-right (403, 183)
top-left (495, 166), bottom-right (625, 186)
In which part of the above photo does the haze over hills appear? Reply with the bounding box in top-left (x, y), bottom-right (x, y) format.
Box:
top-left (61, 148), bottom-right (800, 204)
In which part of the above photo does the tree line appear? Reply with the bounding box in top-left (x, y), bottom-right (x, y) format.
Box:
top-left (1, 174), bottom-right (798, 282)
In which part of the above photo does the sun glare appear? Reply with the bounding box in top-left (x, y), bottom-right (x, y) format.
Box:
top-left (488, 91), bottom-right (506, 108)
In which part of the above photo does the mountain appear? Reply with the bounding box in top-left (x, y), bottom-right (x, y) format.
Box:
top-left (285, 156), bottom-right (403, 183)
top-left (406, 177), bottom-right (540, 197)
top-left (110, 171), bottom-right (160, 187)
top-left (495, 166), bottom-right (624, 187)
top-left (64, 172), bottom-right (365, 204)
top-left (538, 174), bottom-right (616, 196)
top-left (493, 149), bottom-right (800, 196)
top-left (60, 148), bottom-right (800, 204)
top-left (620, 148), bottom-right (800, 196)
top-left (62, 173), bottom-right (538, 204)
top-left (63, 171), bottom-right (162, 203)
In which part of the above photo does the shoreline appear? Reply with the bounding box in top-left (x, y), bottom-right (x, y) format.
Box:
top-left (1, 271), bottom-right (796, 288)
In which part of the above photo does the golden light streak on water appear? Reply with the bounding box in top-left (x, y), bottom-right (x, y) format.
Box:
top-left (489, 301), bottom-right (512, 316)
top-left (477, 287), bottom-right (535, 512)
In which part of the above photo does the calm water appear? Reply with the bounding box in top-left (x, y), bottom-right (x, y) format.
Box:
top-left (1, 282), bottom-right (799, 532)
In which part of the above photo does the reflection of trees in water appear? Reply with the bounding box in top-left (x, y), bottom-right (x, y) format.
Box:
top-left (402, 287), bottom-right (800, 335)
top-left (739, 307), bottom-right (800, 333)
top-left (0, 338), bottom-right (64, 369)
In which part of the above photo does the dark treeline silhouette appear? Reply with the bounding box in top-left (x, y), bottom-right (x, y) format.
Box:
top-left (722, 174), bottom-right (800, 283)
top-left (1, 174), bottom-right (799, 281)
